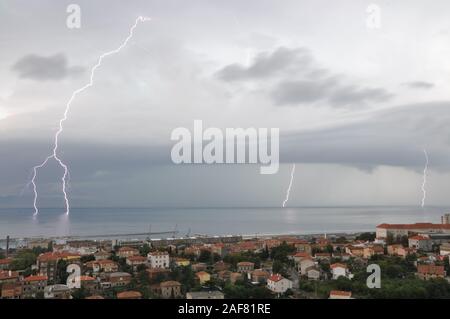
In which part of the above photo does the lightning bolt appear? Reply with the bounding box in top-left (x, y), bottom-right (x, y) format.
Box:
top-left (29, 16), bottom-right (151, 216)
top-left (282, 164), bottom-right (295, 208)
top-left (421, 149), bottom-right (429, 208)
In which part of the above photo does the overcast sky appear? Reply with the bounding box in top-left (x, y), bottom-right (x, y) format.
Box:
top-left (1, 0), bottom-right (450, 209)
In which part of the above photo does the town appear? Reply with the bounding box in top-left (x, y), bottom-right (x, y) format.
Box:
top-left (1, 214), bottom-right (450, 299)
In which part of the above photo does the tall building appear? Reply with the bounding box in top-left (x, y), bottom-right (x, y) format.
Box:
top-left (441, 214), bottom-right (450, 224)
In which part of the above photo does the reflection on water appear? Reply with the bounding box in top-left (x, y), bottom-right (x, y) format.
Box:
top-left (0, 206), bottom-right (448, 238)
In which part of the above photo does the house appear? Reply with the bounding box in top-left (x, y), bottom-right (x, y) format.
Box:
top-left (108, 272), bottom-right (132, 287)
top-left (267, 274), bottom-right (292, 294)
top-left (97, 260), bottom-right (118, 272)
top-left (0, 283), bottom-right (22, 299)
top-left (251, 269), bottom-right (270, 284)
top-left (160, 280), bottom-right (183, 298)
top-left (117, 247), bottom-right (139, 258)
top-left (409, 236), bottom-right (433, 251)
top-left (214, 261), bottom-right (230, 272)
top-left (292, 252), bottom-right (312, 264)
top-left (305, 267), bottom-right (321, 281)
top-left (146, 268), bottom-right (170, 281)
top-left (44, 284), bottom-right (71, 299)
top-left (147, 251), bottom-right (170, 269)
top-left (0, 258), bottom-right (12, 270)
top-left (23, 275), bottom-right (48, 298)
top-left (329, 290), bottom-right (352, 299)
top-left (416, 264), bottom-right (446, 280)
top-left (314, 252), bottom-right (331, 261)
top-left (345, 246), bottom-right (364, 257)
top-left (94, 251), bottom-right (110, 261)
top-left (191, 262), bottom-right (208, 272)
top-left (196, 271), bottom-right (211, 284)
top-left (299, 258), bottom-right (316, 275)
top-left (80, 276), bottom-right (98, 292)
top-left (330, 263), bottom-right (353, 280)
top-left (332, 253), bottom-right (351, 261)
top-left (173, 257), bottom-right (190, 267)
top-left (186, 291), bottom-right (225, 299)
top-left (126, 255), bottom-right (147, 270)
top-left (230, 272), bottom-right (243, 284)
top-left (387, 245), bottom-right (415, 258)
top-left (294, 241), bottom-right (312, 254)
top-left (440, 243), bottom-right (450, 256)
top-left (237, 261), bottom-right (255, 273)
top-left (86, 295), bottom-right (105, 299)
top-left (217, 270), bottom-right (231, 282)
top-left (0, 270), bottom-right (19, 285)
top-left (117, 290), bottom-right (142, 299)
top-left (363, 245), bottom-right (384, 258)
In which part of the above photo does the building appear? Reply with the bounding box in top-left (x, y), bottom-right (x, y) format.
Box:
top-left (160, 280), bottom-right (183, 298)
top-left (0, 283), bottom-right (22, 299)
top-left (147, 251), bottom-right (170, 269)
top-left (439, 243), bottom-right (450, 256)
top-left (23, 275), bottom-right (48, 298)
top-left (267, 274), bottom-right (292, 294)
top-left (186, 291), bottom-right (224, 299)
top-left (44, 284), bottom-right (71, 299)
top-left (237, 261), bottom-right (255, 273)
top-left (37, 252), bottom-right (81, 283)
top-left (376, 223), bottom-right (450, 239)
top-left (80, 276), bottom-right (98, 292)
top-left (0, 270), bottom-right (19, 285)
top-left (363, 245), bottom-right (384, 258)
top-left (416, 264), bottom-right (446, 280)
top-left (408, 235), bottom-right (433, 251)
top-left (329, 290), bottom-right (352, 299)
top-left (387, 245), bottom-right (415, 258)
top-left (126, 255), bottom-right (147, 270)
top-left (108, 272), bottom-right (132, 288)
top-left (173, 257), bottom-right (190, 267)
top-left (299, 258), bottom-right (316, 275)
top-left (0, 258), bottom-right (12, 270)
top-left (117, 291), bottom-right (142, 299)
top-left (330, 263), bottom-right (353, 280)
top-left (94, 251), bottom-right (110, 261)
top-left (213, 261), bottom-right (230, 272)
top-left (442, 214), bottom-right (450, 224)
top-left (196, 271), bottom-right (211, 284)
top-left (345, 245), bottom-right (364, 257)
top-left (251, 269), bottom-right (270, 284)
top-left (306, 267), bottom-right (321, 281)
top-left (117, 247), bottom-right (139, 258)
top-left (146, 267), bottom-right (170, 281)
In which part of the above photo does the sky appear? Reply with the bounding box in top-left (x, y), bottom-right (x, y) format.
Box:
top-left (1, 0), bottom-right (450, 209)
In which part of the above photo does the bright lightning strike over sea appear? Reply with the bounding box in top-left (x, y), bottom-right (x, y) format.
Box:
top-left (282, 164), bottom-right (295, 208)
top-left (29, 16), bottom-right (151, 216)
top-left (421, 149), bottom-right (429, 208)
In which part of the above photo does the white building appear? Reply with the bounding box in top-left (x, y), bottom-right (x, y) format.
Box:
top-left (267, 274), bottom-right (292, 294)
top-left (147, 251), bottom-right (170, 269)
top-left (330, 263), bottom-right (354, 280)
top-left (408, 235), bottom-right (432, 251)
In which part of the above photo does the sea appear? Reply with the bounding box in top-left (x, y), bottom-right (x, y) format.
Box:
top-left (0, 206), bottom-right (448, 240)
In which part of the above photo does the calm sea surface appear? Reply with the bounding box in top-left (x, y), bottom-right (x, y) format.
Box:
top-left (0, 206), bottom-right (448, 239)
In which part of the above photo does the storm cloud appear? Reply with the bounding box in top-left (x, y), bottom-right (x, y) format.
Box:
top-left (12, 53), bottom-right (84, 81)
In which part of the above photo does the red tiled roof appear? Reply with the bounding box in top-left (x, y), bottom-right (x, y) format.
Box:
top-left (377, 223), bottom-right (450, 230)
top-left (409, 235), bottom-right (429, 241)
top-left (80, 276), bottom-right (96, 281)
top-left (117, 291), bottom-right (142, 299)
top-left (160, 280), bottom-right (182, 287)
top-left (127, 256), bottom-right (147, 262)
top-left (0, 270), bottom-right (19, 280)
top-left (417, 264), bottom-right (445, 276)
top-left (330, 263), bottom-right (347, 269)
top-left (237, 261), bottom-right (254, 266)
top-left (330, 290), bottom-right (352, 297)
top-left (268, 274), bottom-right (284, 282)
top-left (0, 258), bottom-right (13, 265)
top-left (24, 275), bottom-right (47, 282)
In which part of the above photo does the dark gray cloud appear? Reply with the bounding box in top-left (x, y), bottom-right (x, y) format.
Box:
top-left (329, 86), bottom-right (393, 107)
top-left (216, 47), bottom-right (314, 81)
top-left (12, 53), bottom-right (84, 81)
top-left (217, 46), bottom-right (393, 108)
top-left (403, 81), bottom-right (435, 89)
